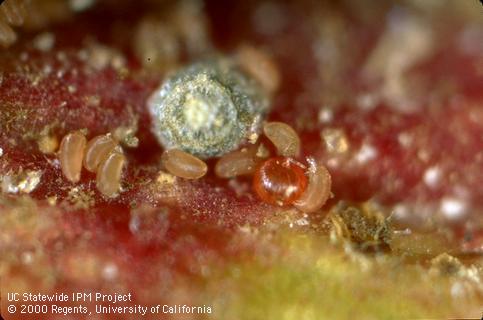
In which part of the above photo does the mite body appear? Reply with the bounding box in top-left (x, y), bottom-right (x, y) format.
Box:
top-left (57, 52), bottom-right (330, 208)
top-left (161, 149), bottom-right (207, 179)
top-left (59, 131), bottom-right (86, 183)
top-left (215, 120), bottom-right (332, 212)
top-left (59, 132), bottom-right (125, 198)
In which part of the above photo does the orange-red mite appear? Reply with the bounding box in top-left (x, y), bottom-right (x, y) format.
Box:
top-left (253, 157), bottom-right (308, 206)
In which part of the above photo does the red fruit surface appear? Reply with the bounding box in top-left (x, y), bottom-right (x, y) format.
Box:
top-left (0, 1), bottom-right (482, 319)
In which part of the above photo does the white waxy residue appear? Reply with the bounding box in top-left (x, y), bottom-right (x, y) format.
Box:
top-left (362, 8), bottom-right (434, 111)
top-left (1, 170), bottom-right (42, 194)
top-left (355, 143), bottom-right (377, 164)
top-left (392, 204), bottom-right (409, 220)
top-left (318, 107), bottom-right (333, 123)
top-left (129, 207), bottom-right (170, 243)
top-left (33, 32), bottom-right (55, 52)
top-left (102, 263), bottom-right (119, 281)
top-left (397, 132), bottom-right (413, 148)
top-left (321, 128), bottom-right (349, 154)
top-left (423, 166), bottom-right (441, 188)
top-left (69, 0), bottom-right (96, 12)
top-left (440, 197), bottom-right (467, 220)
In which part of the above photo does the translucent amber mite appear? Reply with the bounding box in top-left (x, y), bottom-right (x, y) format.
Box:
top-left (253, 157), bottom-right (308, 206)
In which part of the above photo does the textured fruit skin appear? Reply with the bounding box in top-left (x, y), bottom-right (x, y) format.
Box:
top-left (253, 157), bottom-right (308, 206)
top-left (148, 60), bottom-right (270, 159)
top-left (0, 1), bottom-right (482, 319)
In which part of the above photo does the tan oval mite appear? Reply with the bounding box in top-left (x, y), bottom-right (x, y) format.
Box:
top-left (0, 0), bottom-right (26, 26)
top-left (263, 122), bottom-right (301, 157)
top-left (96, 151), bottom-right (126, 197)
top-left (59, 131), bottom-right (87, 183)
top-left (215, 147), bottom-right (261, 178)
top-left (293, 159), bottom-right (331, 213)
top-left (84, 134), bottom-right (118, 172)
top-left (0, 20), bottom-right (16, 48)
top-left (236, 45), bottom-right (280, 94)
top-left (162, 149), bottom-right (207, 179)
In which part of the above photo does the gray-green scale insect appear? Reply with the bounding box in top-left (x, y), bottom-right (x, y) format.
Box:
top-left (148, 59), bottom-right (270, 159)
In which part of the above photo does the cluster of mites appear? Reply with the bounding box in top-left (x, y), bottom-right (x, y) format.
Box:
top-left (58, 132), bottom-right (125, 198)
top-left (57, 47), bottom-right (332, 211)
top-left (58, 121), bottom-right (332, 212)
top-left (162, 121), bottom-right (332, 213)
